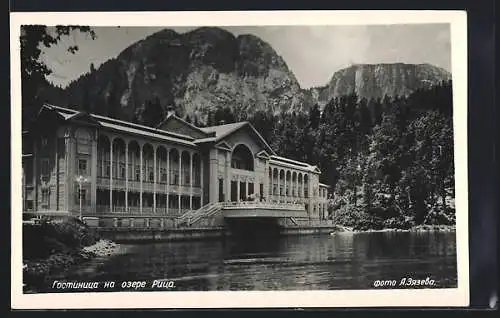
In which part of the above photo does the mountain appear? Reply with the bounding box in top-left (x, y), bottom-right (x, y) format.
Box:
top-left (306, 63), bottom-right (452, 110)
top-left (60, 27), bottom-right (310, 125)
top-left (46, 28), bottom-right (452, 126)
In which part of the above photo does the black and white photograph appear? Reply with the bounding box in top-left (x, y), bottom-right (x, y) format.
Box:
top-left (11, 11), bottom-right (469, 308)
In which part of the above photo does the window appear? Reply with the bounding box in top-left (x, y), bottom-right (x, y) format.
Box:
top-left (161, 169), bottom-right (167, 182)
top-left (149, 171), bottom-right (154, 182)
top-left (185, 173), bottom-right (190, 185)
top-left (57, 138), bottom-right (65, 158)
top-left (231, 145), bottom-right (254, 171)
top-left (78, 159), bottom-right (87, 175)
top-left (41, 158), bottom-right (50, 178)
top-left (120, 164), bottom-right (126, 179)
top-left (75, 129), bottom-right (91, 155)
top-left (41, 137), bottom-right (48, 147)
top-left (41, 188), bottom-right (50, 208)
top-left (135, 169), bottom-right (140, 181)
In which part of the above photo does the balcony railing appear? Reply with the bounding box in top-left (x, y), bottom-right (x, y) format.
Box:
top-left (221, 201), bottom-right (305, 211)
top-left (96, 178), bottom-right (201, 195)
top-left (94, 205), bottom-right (190, 215)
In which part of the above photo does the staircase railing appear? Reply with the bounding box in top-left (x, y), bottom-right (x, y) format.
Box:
top-left (176, 202), bottom-right (223, 227)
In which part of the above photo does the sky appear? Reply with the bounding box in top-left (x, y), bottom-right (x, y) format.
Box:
top-left (40, 24), bottom-right (451, 89)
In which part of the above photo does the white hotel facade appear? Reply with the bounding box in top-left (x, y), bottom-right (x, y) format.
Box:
top-left (22, 104), bottom-right (330, 228)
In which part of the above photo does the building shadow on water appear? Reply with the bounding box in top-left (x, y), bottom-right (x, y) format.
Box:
top-left (223, 218), bottom-right (282, 258)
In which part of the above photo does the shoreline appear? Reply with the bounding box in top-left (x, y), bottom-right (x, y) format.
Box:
top-left (23, 239), bottom-right (122, 293)
top-left (334, 224), bottom-right (456, 234)
top-left (95, 223), bottom-right (456, 243)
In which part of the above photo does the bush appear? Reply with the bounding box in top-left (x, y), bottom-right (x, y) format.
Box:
top-left (382, 215), bottom-right (414, 229)
top-left (23, 217), bottom-right (100, 260)
top-left (333, 203), bottom-right (364, 227)
top-left (423, 205), bottom-right (456, 225)
top-left (353, 214), bottom-right (384, 231)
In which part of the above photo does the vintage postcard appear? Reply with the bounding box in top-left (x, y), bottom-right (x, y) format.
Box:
top-left (10, 10), bottom-right (468, 309)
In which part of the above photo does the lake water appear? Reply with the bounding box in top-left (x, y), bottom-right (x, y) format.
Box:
top-left (46, 231), bottom-right (457, 292)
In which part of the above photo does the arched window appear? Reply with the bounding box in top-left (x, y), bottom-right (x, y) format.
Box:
top-left (231, 144), bottom-right (254, 171)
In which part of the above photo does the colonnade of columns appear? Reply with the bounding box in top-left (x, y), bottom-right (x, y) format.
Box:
top-left (268, 167), bottom-right (310, 203)
top-left (95, 134), bottom-right (203, 215)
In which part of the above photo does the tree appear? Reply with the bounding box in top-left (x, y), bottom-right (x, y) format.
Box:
top-left (140, 97), bottom-right (164, 127)
top-left (248, 110), bottom-right (275, 143)
top-left (21, 25), bottom-right (96, 127)
top-left (308, 104), bottom-right (321, 129)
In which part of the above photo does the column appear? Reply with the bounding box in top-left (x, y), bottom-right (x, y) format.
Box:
top-left (153, 146), bottom-right (157, 214)
top-left (91, 136), bottom-right (97, 213)
top-left (284, 171), bottom-right (287, 203)
top-left (200, 156), bottom-right (204, 205)
top-left (166, 148), bottom-right (169, 215)
top-left (63, 132), bottom-right (71, 212)
top-left (158, 150), bottom-right (162, 213)
top-left (125, 142), bottom-right (128, 212)
top-left (225, 152), bottom-right (230, 202)
top-left (54, 135), bottom-right (59, 211)
top-left (178, 151), bottom-right (182, 214)
top-left (236, 179), bottom-right (240, 202)
top-left (296, 175), bottom-right (299, 198)
top-left (139, 144), bottom-right (143, 215)
top-left (308, 174), bottom-right (313, 219)
top-left (189, 152), bottom-right (193, 210)
top-left (269, 167), bottom-right (273, 202)
top-left (33, 140), bottom-right (38, 212)
top-left (302, 178), bottom-right (305, 199)
top-left (208, 148), bottom-right (218, 203)
top-left (109, 138), bottom-right (113, 213)
top-left (264, 161), bottom-right (269, 201)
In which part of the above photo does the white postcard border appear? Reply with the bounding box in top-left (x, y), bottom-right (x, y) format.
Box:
top-left (10, 10), bottom-right (469, 309)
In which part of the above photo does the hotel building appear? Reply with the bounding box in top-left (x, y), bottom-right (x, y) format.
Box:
top-left (22, 104), bottom-right (330, 228)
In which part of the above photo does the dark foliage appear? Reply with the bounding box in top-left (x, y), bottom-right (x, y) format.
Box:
top-left (20, 25), bottom-right (96, 128)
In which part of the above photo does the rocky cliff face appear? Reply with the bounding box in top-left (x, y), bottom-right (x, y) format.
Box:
top-left (307, 63), bottom-right (452, 109)
top-left (63, 27), bottom-right (309, 124)
top-left (60, 28), bottom-right (451, 125)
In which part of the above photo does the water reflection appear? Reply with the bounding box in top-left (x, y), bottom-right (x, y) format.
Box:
top-left (48, 232), bottom-right (457, 291)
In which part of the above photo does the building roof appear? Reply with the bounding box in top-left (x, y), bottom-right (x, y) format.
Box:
top-left (269, 155), bottom-right (311, 168)
top-left (35, 104), bottom-right (322, 173)
top-left (200, 122), bottom-right (248, 138)
top-left (198, 121), bottom-right (276, 155)
top-left (156, 114), bottom-right (213, 137)
top-left (269, 155), bottom-right (321, 174)
top-left (39, 104), bottom-right (198, 147)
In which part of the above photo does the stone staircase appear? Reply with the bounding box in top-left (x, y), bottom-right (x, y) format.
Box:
top-left (176, 202), bottom-right (223, 227)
